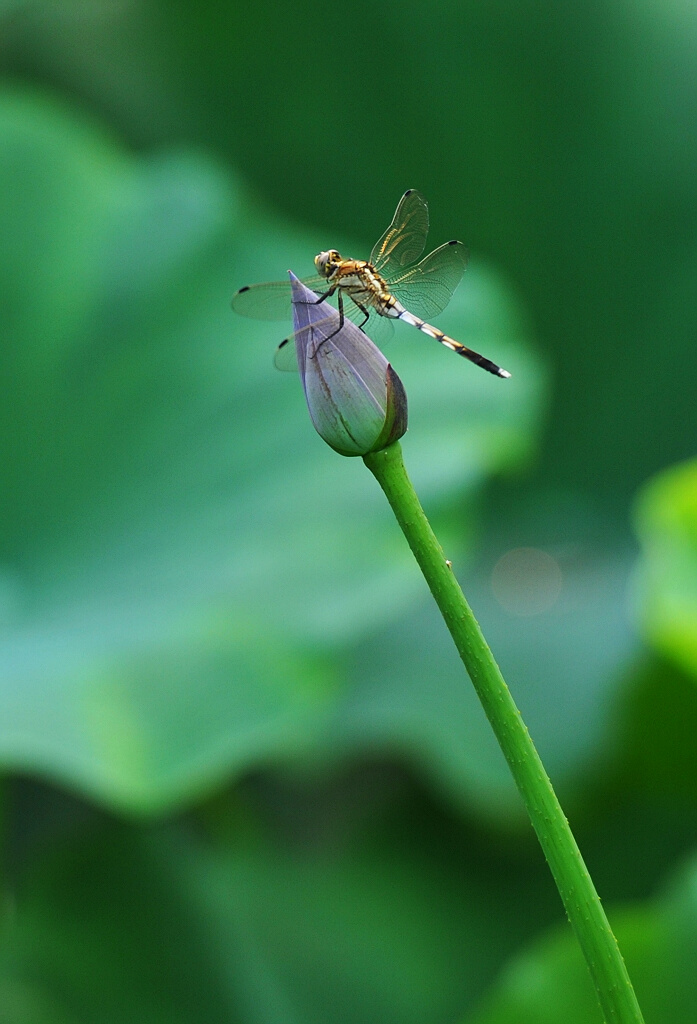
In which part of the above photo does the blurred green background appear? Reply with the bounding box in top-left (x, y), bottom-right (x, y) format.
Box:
top-left (1, 1), bottom-right (697, 1021)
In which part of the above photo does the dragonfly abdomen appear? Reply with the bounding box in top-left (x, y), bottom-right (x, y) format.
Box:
top-left (389, 301), bottom-right (511, 379)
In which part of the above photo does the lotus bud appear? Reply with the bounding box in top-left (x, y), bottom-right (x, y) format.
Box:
top-left (289, 273), bottom-right (408, 456)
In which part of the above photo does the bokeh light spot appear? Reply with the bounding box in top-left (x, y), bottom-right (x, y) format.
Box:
top-left (491, 547), bottom-right (563, 616)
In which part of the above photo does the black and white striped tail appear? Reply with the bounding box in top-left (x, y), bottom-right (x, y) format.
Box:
top-left (394, 305), bottom-right (511, 379)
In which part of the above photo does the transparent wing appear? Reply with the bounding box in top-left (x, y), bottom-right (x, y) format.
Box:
top-left (274, 299), bottom-right (394, 372)
top-left (231, 274), bottom-right (327, 321)
top-left (275, 311), bottom-right (347, 372)
top-left (370, 190), bottom-right (430, 273)
top-left (386, 240), bottom-right (469, 319)
top-left (273, 333), bottom-right (303, 372)
top-left (343, 299), bottom-right (394, 346)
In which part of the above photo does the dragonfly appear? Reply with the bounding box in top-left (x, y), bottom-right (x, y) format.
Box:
top-left (231, 190), bottom-right (511, 378)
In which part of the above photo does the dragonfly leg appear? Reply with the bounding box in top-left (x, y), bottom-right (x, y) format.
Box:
top-left (350, 297), bottom-right (371, 332)
top-left (310, 285), bottom-right (337, 305)
top-left (312, 290), bottom-right (347, 357)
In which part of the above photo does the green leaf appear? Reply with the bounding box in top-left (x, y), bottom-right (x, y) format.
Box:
top-left (1, 797), bottom-right (560, 1024)
top-left (633, 458), bottom-right (697, 680)
top-left (467, 853), bottom-right (697, 1024)
top-left (609, 654), bottom-right (697, 807)
top-left (0, 90), bottom-right (544, 813)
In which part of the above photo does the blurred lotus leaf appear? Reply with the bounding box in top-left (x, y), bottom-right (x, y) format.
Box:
top-left (0, 800), bottom-right (559, 1024)
top-left (7, 809), bottom-right (697, 1024)
top-left (633, 458), bottom-right (697, 680)
top-left (0, 89), bottom-right (544, 814)
top-left (467, 852), bottom-right (697, 1023)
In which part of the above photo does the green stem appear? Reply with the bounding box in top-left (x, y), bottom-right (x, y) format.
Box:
top-left (363, 442), bottom-right (645, 1024)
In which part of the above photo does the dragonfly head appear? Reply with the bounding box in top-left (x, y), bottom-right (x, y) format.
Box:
top-left (314, 249), bottom-right (342, 279)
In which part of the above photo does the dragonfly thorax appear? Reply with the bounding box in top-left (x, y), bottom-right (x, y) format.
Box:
top-left (315, 250), bottom-right (391, 299)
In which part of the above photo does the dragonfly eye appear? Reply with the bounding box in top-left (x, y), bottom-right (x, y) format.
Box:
top-left (314, 249), bottom-right (341, 278)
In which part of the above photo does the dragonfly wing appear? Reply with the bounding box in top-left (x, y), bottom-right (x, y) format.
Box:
top-left (343, 299), bottom-right (395, 345)
top-left (386, 240), bottom-right (469, 319)
top-left (370, 190), bottom-right (430, 272)
top-left (362, 312), bottom-right (394, 346)
top-left (275, 310), bottom-right (347, 372)
top-left (273, 333), bottom-right (301, 372)
top-left (232, 275), bottom-right (327, 321)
